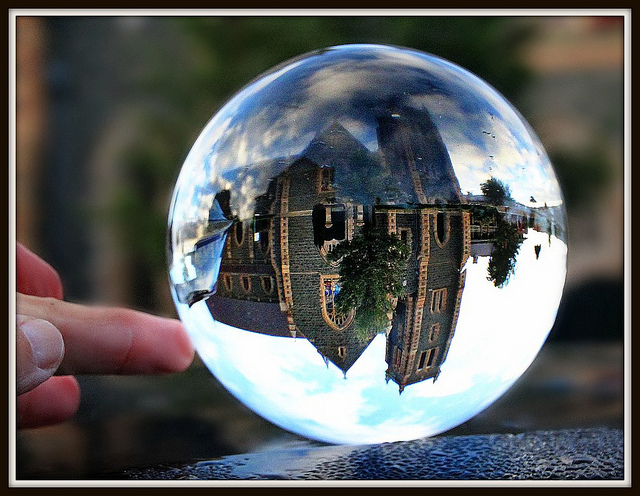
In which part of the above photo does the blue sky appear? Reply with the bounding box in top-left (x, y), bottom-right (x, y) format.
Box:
top-left (168, 44), bottom-right (564, 251)
top-left (176, 229), bottom-right (567, 445)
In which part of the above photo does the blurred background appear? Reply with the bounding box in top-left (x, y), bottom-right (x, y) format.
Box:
top-left (13, 13), bottom-right (626, 479)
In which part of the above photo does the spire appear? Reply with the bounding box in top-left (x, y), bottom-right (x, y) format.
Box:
top-left (433, 369), bottom-right (441, 383)
top-left (317, 349), bottom-right (329, 368)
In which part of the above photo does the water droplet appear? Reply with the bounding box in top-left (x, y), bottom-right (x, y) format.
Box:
top-left (167, 44), bottom-right (567, 445)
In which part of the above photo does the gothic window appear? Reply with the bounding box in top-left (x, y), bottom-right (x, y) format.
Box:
top-left (240, 275), bottom-right (251, 293)
top-left (318, 167), bottom-right (335, 192)
top-left (321, 276), bottom-right (353, 330)
top-left (253, 217), bottom-right (271, 254)
top-left (312, 204), bottom-right (327, 247)
top-left (234, 222), bottom-right (244, 246)
top-left (427, 348), bottom-right (436, 367)
top-left (435, 211), bottom-right (450, 247)
top-left (222, 274), bottom-right (233, 292)
top-left (314, 204), bottom-right (348, 265)
top-left (337, 346), bottom-right (346, 359)
top-left (393, 348), bottom-right (402, 368)
top-left (430, 288), bottom-right (447, 314)
top-left (355, 204), bottom-right (364, 224)
top-left (428, 323), bottom-right (440, 343)
top-left (258, 230), bottom-right (270, 253)
top-left (417, 350), bottom-right (427, 370)
top-left (261, 276), bottom-right (274, 295)
top-left (399, 227), bottom-right (412, 248)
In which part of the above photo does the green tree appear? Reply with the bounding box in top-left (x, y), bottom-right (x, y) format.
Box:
top-left (470, 204), bottom-right (498, 226)
top-left (480, 176), bottom-right (512, 206)
top-left (487, 217), bottom-right (522, 288)
top-left (327, 225), bottom-right (410, 339)
top-left (106, 17), bottom-right (534, 312)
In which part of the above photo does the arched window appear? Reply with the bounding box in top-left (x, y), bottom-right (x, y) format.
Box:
top-left (318, 167), bottom-right (334, 192)
top-left (234, 222), bottom-right (244, 246)
top-left (314, 204), bottom-right (349, 265)
top-left (258, 230), bottom-right (270, 253)
top-left (240, 275), bottom-right (251, 293)
top-left (222, 274), bottom-right (233, 292)
top-left (399, 227), bottom-right (412, 248)
top-left (261, 276), bottom-right (274, 295)
top-left (253, 217), bottom-right (271, 254)
top-left (435, 212), bottom-right (450, 247)
top-left (320, 276), bottom-right (353, 330)
top-left (417, 348), bottom-right (437, 371)
top-left (393, 348), bottom-right (402, 368)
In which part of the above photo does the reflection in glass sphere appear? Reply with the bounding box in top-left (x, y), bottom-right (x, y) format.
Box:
top-left (167, 44), bottom-right (567, 445)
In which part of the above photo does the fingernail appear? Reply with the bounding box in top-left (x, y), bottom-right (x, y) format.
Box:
top-left (20, 318), bottom-right (64, 371)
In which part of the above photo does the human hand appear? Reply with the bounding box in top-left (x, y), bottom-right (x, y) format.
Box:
top-left (15, 243), bottom-right (195, 429)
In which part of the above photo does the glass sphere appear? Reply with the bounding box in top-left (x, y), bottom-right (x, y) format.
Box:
top-left (167, 44), bottom-right (567, 445)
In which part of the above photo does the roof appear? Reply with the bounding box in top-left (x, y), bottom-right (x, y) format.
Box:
top-left (207, 296), bottom-right (292, 337)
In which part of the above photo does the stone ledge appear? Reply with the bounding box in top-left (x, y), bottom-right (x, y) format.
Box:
top-left (123, 427), bottom-right (625, 482)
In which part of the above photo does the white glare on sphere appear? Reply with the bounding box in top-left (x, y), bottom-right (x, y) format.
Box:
top-left (167, 44), bottom-right (567, 445)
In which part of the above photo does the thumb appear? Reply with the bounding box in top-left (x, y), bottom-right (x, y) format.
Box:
top-left (16, 315), bottom-right (65, 395)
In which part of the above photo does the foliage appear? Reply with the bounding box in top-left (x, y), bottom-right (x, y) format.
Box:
top-left (327, 226), bottom-right (410, 337)
top-left (549, 145), bottom-right (614, 210)
top-left (487, 217), bottom-right (522, 288)
top-left (109, 17), bottom-right (534, 311)
top-left (480, 176), bottom-right (512, 206)
top-left (469, 204), bottom-right (498, 226)
top-left (177, 16), bottom-right (533, 107)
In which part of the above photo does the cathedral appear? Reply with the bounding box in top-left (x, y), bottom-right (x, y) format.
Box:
top-left (205, 101), bottom-right (471, 391)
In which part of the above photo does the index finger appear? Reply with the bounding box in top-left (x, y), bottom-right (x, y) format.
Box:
top-left (17, 293), bottom-right (195, 375)
top-left (16, 243), bottom-right (64, 299)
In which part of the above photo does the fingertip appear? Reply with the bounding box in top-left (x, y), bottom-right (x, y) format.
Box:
top-left (16, 376), bottom-right (80, 429)
top-left (163, 319), bottom-right (195, 372)
top-left (16, 316), bottom-right (65, 395)
top-left (16, 243), bottom-right (64, 299)
top-left (117, 313), bottom-right (195, 374)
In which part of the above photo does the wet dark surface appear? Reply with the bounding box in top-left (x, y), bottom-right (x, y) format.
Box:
top-left (15, 339), bottom-right (624, 481)
top-left (124, 427), bottom-right (624, 481)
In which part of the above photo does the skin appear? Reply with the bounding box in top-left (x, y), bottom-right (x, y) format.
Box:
top-left (15, 242), bottom-right (195, 429)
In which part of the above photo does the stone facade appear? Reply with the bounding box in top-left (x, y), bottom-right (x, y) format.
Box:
top-left (214, 154), bottom-right (374, 374)
top-left (209, 104), bottom-right (470, 388)
top-left (383, 207), bottom-right (470, 393)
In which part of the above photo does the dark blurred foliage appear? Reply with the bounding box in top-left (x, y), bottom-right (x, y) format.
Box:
top-left (108, 16), bottom-right (536, 312)
top-left (177, 16), bottom-right (534, 108)
top-left (34, 15), bottom-right (621, 323)
top-left (549, 146), bottom-right (615, 208)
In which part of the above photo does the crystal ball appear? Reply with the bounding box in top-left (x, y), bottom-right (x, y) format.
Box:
top-left (167, 44), bottom-right (567, 444)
